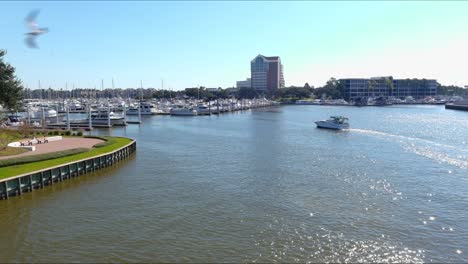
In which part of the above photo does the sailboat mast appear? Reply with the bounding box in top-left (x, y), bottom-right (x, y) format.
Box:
top-left (112, 78), bottom-right (115, 99)
top-left (140, 80), bottom-right (143, 101)
top-left (38, 80), bottom-right (42, 100)
top-left (161, 79), bottom-right (164, 99)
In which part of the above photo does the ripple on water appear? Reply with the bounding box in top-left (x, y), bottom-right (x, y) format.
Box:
top-left (349, 128), bottom-right (468, 169)
top-left (252, 222), bottom-right (425, 263)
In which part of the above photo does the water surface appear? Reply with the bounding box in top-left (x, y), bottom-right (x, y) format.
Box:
top-left (1, 105), bottom-right (467, 263)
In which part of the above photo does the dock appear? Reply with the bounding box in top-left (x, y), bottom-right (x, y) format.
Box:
top-left (445, 100), bottom-right (468, 111)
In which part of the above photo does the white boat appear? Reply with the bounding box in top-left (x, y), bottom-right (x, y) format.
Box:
top-left (296, 99), bottom-right (320, 105)
top-left (5, 115), bottom-right (24, 127)
top-left (315, 116), bottom-right (349, 130)
top-left (196, 104), bottom-right (211, 115)
top-left (27, 107), bottom-right (58, 119)
top-left (126, 102), bottom-right (159, 115)
top-left (89, 108), bottom-right (126, 126)
top-left (70, 103), bottom-right (85, 111)
top-left (170, 107), bottom-right (197, 116)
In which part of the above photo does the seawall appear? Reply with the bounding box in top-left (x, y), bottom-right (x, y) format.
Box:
top-left (0, 139), bottom-right (136, 200)
top-left (445, 103), bottom-right (468, 111)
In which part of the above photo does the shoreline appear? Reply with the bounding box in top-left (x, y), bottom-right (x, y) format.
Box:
top-left (0, 137), bottom-right (136, 200)
top-left (280, 102), bottom-right (449, 107)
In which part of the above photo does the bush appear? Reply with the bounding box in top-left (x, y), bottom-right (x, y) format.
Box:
top-left (53, 130), bottom-right (59, 136)
top-left (0, 129), bottom-right (19, 151)
top-left (65, 131), bottom-right (71, 136)
top-left (18, 125), bottom-right (33, 138)
top-left (84, 135), bottom-right (106, 140)
top-left (83, 135), bottom-right (114, 148)
top-left (77, 131), bottom-right (83, 136)
top-left (94, 139), bottom-right (116, 148)
top-left (48, 131), bottom-right (53, 136)
top-left (0, 148), bottom-right (90, 168)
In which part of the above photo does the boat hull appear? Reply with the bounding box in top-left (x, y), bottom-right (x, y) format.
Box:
top-left (170, 109), bottom-right (198, 116)
top-left (126, 110), bottom-right (156, 115)
top-left (315, 121), bottom-right (349, 130)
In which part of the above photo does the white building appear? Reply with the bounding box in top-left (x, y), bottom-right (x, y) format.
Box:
top-left (236, 78), bottom-right (252, 89)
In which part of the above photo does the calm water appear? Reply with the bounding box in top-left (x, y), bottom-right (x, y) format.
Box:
top-left (1, 105), bottom-right (467, 263)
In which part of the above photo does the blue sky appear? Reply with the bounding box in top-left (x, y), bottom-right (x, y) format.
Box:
top-left (1, 1), bottom-right (468, 90)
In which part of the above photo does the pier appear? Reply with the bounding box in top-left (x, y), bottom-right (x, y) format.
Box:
top-left (445, 100), bottom-right (468, 111)
top-left (0, 138), bottom-right (136, 200)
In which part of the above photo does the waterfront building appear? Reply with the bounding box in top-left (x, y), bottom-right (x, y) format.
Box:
top-left (250, 55), bottom-right (285, 93)
top-left (236, 78), bottom-right (252, 89)
top-left (340, 77), bottom-right (439, 100)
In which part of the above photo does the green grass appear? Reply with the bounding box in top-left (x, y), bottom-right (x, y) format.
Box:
top-left (84, 135), bottom-right (116, 148)
top-left (0, 137), bottom-right (133, 179)
top-left (0, 147), bottom-right (29, 157)
top-left (0, 148), bottom-right (89, 168)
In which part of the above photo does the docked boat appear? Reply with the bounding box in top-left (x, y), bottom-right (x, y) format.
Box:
top-left (170, 106), bottom-right (197, 116)
top-left (5, 115), bottom-right (24, 127)
top-left (315, 116), bottom-right (350, 130)
top-left (126, 102), bottom-right (159, 115)
top-left (91, 108), bottom-right (126, 126)
top-left (27, 107), bottom-right (58, 119)
top-left (70, 102), bottom-right (85, 111)
top-left (196, 104), bottom-right (211, 115)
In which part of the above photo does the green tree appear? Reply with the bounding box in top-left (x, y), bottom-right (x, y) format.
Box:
top-left (0, 129), bottom-right (17, 151)
top-left (313, 77), bottom-right (344, 99)
top-left (279, 87), bottom-right (312, 99)
top-left (384, 77), bottom-right (394, 97)
top-left (0, 50), bottom-right (23, 112)
top-left (216, 88), bottom-right (229, 99)
top-left (237, 87), bottom-right (257, 99)
top-left (367, 79), bottom-right (378, 98)
top-left (184, 88), bottom-right (199, 98)
top-left (438, 85), bottom-right (468, 97)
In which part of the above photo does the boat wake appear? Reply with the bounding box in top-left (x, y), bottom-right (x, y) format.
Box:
top-left (349, 129), bottom-right (468, 169)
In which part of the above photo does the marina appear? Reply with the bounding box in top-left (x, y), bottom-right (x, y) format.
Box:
top-left (1, 98), bottom-right (280, 129)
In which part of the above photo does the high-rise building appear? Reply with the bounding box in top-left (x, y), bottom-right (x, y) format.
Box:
top-left (251, 55), bottom-right (285, 93)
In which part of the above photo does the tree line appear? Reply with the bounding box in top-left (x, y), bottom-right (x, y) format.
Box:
top-left (3, 47), bottom-right (468, 114)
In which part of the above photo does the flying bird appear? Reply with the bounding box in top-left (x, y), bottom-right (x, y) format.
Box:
top-left (25, 10), bottom-right (48, 48)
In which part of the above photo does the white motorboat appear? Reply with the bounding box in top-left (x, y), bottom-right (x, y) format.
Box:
top-left (196, 104), bottom-right (211, 115)
top-left (5, 115), bottom-right (24, 127)
top-left (27, 107), bottom-right (58, 119)
top-left (126, 102), bottom-right (159, 115)
top-left (170, 106), bottom-right (197, 116)
top-left (315, 116), bottom-right (349, 130)
top-left (70, 102), bottom-right (85, 111)
top-left (89, 108), bottom-right (126, 126)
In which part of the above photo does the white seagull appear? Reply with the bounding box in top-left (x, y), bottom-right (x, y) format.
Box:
top-left (25, 10), bottom-right (48, 48)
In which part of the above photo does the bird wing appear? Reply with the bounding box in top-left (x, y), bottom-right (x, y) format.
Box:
top-left (25, 9), bottom-right (40, 30)
top-left (25, 35), bottom-right (38, 48)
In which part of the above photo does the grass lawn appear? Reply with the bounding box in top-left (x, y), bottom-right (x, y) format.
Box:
top-left (0, 147), bottom-right (29, 157)
top-left (0, 137), bottom-right (133, 180)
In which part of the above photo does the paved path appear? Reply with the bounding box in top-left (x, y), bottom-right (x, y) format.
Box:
top-left (0, 137), bottom-right (104, 160)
